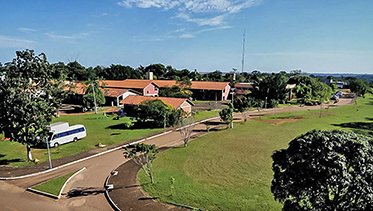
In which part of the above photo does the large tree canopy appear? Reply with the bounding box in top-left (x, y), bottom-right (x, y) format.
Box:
top-left (135, 99), bottom-right (183, 127)
top-left (349, 78), bottom-right (370, 97)
top-left (251, 73), bottom-right (288, 106)
top-left (0, 50), bottom-right (65, 161)
top-left (272, 130), bottom-right (373, 211)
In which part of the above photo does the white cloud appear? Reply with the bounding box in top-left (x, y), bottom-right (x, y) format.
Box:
top-left (0, 35), bottom-right (35, 48)
top-left (178, 25), bottom-right (231, 37)
top-left (180, 33), bottom-right (194, 38)
top-left (118, 0), bottom-right (258, 13)
top-left (118, 0), bottom-right (262, 26)
top-left (176, 13), bottom-right (226, 26)
top-left (92, 13), bottom-right (109, 18)
top-left (18, 27), bottom-right (36, 32)
top-left (45, 32), bottom-right (90, 40)
top-left (118, 0), bottom-right (180, 9)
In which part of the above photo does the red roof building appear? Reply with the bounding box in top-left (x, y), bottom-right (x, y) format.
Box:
top-left (120, 95), bottom-right (194, 113)
top-left (234, 83), bottom-right (253, 98)
top-left (103, 80), bottom-right (159, 97)
top-left (63, 82), bottom-right (139, 106)
top-left (122, 79), bottom-right (231, 101)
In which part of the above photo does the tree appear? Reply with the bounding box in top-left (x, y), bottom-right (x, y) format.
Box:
top-left (349, 78), bottom-right (370, 97)
top-left (219, 103), bottom-right (234, 128)
top-left (145, 63), bottom-right (166, 79)
top-left (272, 130), bottom-right (373, 211)
top-left (159, 78), bottom-right (193, 99)
top-left (203, 70), bottom-right (224, 82)
top-left (179, 118), bottom-right (195, 147)
top-left (124, 144), bottom-right (159, 183)
top-left (251, 73), bottom-right (288, 106)
top-left (67, 61), bottom-right (89, 81)
top-left (0, 50), bottom-right (65, 161)
top-left (136, 99), bottom-right (183, 127)
top-left (82, 80), bottom-right (106, 111)
top-left (311, 80), bottom-right (332, 118)
top-left (233, 97), bottom-right (254, 122)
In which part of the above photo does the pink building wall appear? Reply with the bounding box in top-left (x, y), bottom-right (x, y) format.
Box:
top-left (222, 84), bottom-right (231, 100)
top-left (143, 83), bottom-right (158, 96)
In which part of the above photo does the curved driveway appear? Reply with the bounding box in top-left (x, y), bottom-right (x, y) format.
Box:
top-left (0, 98), bottom-right (352, 211)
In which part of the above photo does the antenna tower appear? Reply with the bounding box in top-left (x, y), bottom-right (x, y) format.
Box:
top-left (241, 29), bottom-right (246, 73)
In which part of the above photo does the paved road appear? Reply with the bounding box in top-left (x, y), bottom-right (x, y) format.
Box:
top-left (0, 98), bottom-right (353, 211)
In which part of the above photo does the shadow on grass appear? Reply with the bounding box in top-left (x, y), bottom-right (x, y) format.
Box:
top-left (138, 197), bottom-right (158, 200)
top-left (332, 122), bottom-right (373, 136)
top-left (365, 101), bottom-right (373, 106)
top-left (106, 121), bottom-right (158, 130)
top-left (0, 154), bottom-right (24, 165)
top-left (204, 121), bottom-right (225, 126)
top-left (250, 114), bottom-right (264, 118)
top-left (192, 128), bottom-right (219, 133)
top-left (66, 187), bottom-right (105, 198)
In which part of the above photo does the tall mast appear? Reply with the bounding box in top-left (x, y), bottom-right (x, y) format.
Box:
top-left (241, 28), bottom-right (246, 73)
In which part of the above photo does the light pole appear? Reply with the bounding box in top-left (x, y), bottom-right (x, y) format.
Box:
top-left (92, 82), bottom-right (98, 114)
top-left (163, 112), bottom-right (167, 131)
top-left (265, 88), bottom-right (269, 109)
top-left (46, 136), bottom-right (52, 169)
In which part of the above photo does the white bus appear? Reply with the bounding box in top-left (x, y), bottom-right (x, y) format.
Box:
top-left (48, 122), bottom-right (87, 148)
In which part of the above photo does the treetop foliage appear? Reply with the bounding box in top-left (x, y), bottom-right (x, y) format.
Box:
top-left (0, 50), bottom-right (65, 161)
top-left (272, 130), bottom-right (373, 211)
top-left (135, 99), bottom-right (184, 127)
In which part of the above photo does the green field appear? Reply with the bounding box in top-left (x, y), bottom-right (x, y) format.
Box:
top-left (0, 109), bottom-right (220, 167)
top-left (32, 171), bottom-right (77, 196)
top-left (0, 113), bottom-right (163, 166)
top-left (139, 95), bottom-right (373, 210)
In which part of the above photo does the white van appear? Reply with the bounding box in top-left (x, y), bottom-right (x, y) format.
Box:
top-left (48, 122), bottom-right (87, 148)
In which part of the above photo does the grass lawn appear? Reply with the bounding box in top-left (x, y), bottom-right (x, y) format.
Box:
top-left (32, 171), bottom-right (77, 196)
top-left (193, 110), bottom-right (221, 121)
top-left (139, 94), bottom-right (373, 211)
top-left (0, 109), bottom-right (222, 167)
top-left (0, 113), bottom-right (163, 167)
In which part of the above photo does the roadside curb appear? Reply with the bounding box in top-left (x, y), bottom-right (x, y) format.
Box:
top-left (27, 167), bottom-right (86, 199)
top-left (104, 169), bottom-right (121, 211)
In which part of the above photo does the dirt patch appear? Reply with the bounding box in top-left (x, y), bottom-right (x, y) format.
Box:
top-left (250, 116), bottom-right (303, 125)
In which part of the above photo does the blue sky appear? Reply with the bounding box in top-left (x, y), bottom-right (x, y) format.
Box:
top-left (1, 0), bottom-right (372, 74)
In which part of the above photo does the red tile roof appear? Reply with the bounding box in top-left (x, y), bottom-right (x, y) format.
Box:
top-left (63, 82), bottom-right (86, 95)
top-left (100, 88), bottom-right (131, 97)
top-left (188, 81), bottom-right (230, 91)
top-left (120, 95), bottom-right (194, 109)
top-left (104, 79), bottom-right (158, 89)
top-left (151, 80), bottom-right (177, 88)
top-left (63, 82), bottom-right (138, 97)
top-left (122, 79), bottom-right (230, 91)
top-left (235, 83), bottom-right (253, 89)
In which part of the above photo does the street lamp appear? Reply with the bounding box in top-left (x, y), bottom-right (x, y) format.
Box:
top-left (46, 136), bottom-right (52, 169)
top-left (92, 82), bottom-right (98, 114)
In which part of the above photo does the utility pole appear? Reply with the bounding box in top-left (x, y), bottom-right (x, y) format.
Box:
top-left (164, 112), bottom-right (166, 130)
top-left (46, 137), bottom-right (52, 169)
top-left (92, 82), bottom-right (98, 114)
